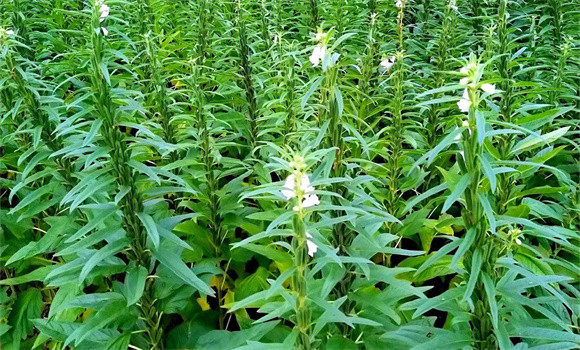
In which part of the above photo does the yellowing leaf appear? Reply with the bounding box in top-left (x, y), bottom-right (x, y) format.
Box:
top-left (210, 275), bottom-right (223, 288)
top-left (196, 297), bottom-right (211, 311)
top-left (436, 225), bottom-right (454, 236)
top-left (170, 79), bottom-right (186, 88)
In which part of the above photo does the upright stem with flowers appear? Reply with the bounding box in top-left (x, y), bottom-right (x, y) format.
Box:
top-left (456, 57), bottom-right (498, 348)
top-left (87, 1), bottom-right (164, 347)
top-left (281, 155), bottom-right (321, 350)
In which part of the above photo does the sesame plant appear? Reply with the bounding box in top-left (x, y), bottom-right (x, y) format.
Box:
top-left (0, 0), bottom-right (578, 349)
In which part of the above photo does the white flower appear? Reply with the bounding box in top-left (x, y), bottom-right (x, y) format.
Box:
top-left (302, 194), bottom-right (320, 208)
top-left (460, 77), bottom-right (469, 85)
top-left (462, 120), bottom-right (469, 128)
top-left (460, 62), bottom-right (476, 75)
top-left (309, 45), bottom-right (326, 67)
top-left (380, 55), bottom-right (396, 70)
top-left (462, 88), bottom-right (469, 100)
top-left (481, 83), bottom-right (496, 94)
top-left (289, 156), bottom-right (305, 170)
top-left (457, 89), bottom-right (471, 112)
top-left (454, 126), bottom-right (462, 141)
top-left (100, 3), bottom-right (110, 21)
top-left (101, 27), bottom-right (109, 36)
top-left (282, 174), bottom-right (314, 200)
top-left (273, 35), bottom-right (278, 44)
top-left (306, 232), bottom-right (318, 257)
top-left (0, 28), bottom-right (14, 38)
top-left (457, 98), bottom-right (470, 112)
top-left (395, 0), bottom-right (403, 8)
top-left (315, 32), bottom-right (326, 41)
top-left (515, 238), bottom-right (522, 245)
top-left (282, 174), bottom-right (296, 199)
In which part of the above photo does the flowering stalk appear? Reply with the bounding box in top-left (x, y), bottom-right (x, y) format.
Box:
top-left (192, 0), bottom-right (221, 260)
top-left (187, 59), bottom-right (227, 328)
top-left (308, 0), bottom-right (319, 31)
top-left (131, 0), bottom-right (155, 86)
top-left (368, 0), bottom-right (377, 14)
top-left (357, 12), bottom-right (378, 130)
top-left (6, 0), bottom-right (33, 60)
top-left (496, 0), bottom-right (511, 125)
top-left (469, 0), bottom-right (482, 34)
top-left (144, 34), bottom-right (176, 162)
top-left (495, 0), bottom-right (514, 216)
top-left (425, 0), bottom-right (457, 146)
top-left (237, 12), bottom-right (259, 151)
top-left (332, 1), bottom-right (345, 36)
top-left (283, 54), bottom-right (296, 146)
top-left (283, 156), bottom-right (318, 349)
top-left (528, 15), bottom-right (538, 65)
top-left (311, 32), bottom-right (347, 249)
top-left (196, 0), bottom-right (211, 69)
top-left (420, 0), bottom-right (432, 24)
top-left (311, 32), bottom-right (357, 329)
top-left (259, 0), bottom-right (271, 51)
top-left (88, 2), bottom-right (163, 347)
top-left (457, 58), bottom-right (497, 348)
top-left (1, 30), bottom-right (78, 189)
top-left (385, 52), bottom-right (405, 223)
top-left (136, 0), bottom-right (153, 38)
top-left (396, 0), bottom-right (405, 51)
top-left (548, 0), bottom-right (562, 46)
top-left (549, 41), bottom-right (571, 108)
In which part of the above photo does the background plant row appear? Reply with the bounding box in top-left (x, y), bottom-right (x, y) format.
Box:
top-left (0, 0), bottom-right (578, 349)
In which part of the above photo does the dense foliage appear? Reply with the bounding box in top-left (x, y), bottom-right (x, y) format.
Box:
top-left (0, 0), bottom-right (578, 349)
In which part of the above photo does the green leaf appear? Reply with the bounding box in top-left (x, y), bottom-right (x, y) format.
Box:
top-left (511, 327), bottom-right (580, 343)
top-left (137, 212), bottom-right (160, 248)
top-left (124, 266), bottom-right (148, 306)
top-left (481, 272), bottom-right (498, 330)
top-left (326, 335), bottom-right (358, 350)
top-left (451, 228), bottom-right (476, 270)
top-left (442, 174), bottom-right (470, 213)
top-left (64, 300), bottom-right (126, 347)
top-left (478, 193), bottom-right (496, 234)
top-left (301, 76), bottom-right (323, 110)
top-left (512, 127), bottom-right (570, 154)
top-left (65, 206), bottom-right (117, 243)
top-left (0, 266), bottom-right (55, 286)
top-left (400, 254), bottom-right (457, 283)
top-left (403, 183), bottom-right (448, 214)
top-left (479, 154), bottom-right (496, 193)
top-left (462, 248), bottom-right (482, 304)
top-left (155, 245), bottom-right (215, 297)
top-left (8, 183), bottom-right (57, 215)
top-left (79, 238), bottom-right (129, 283)
top-left (8, 288), bottom-right (43, 348)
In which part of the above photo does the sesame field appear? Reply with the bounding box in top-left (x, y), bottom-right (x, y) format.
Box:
top-left (0, 0), bottom-right (579, 349)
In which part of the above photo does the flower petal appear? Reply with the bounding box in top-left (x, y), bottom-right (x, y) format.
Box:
top-left (457, 99), bottom-right (471, 113)
top-left (481, 83), bottom-right (496, 94)
top-left (300, 174), bottom-right (311, 191)
top-left (302, 194), bottom-right (320, 208)
top-left (306, 238), bottom-right (318, 257)
top-left (282, 174), bottom-right (296, 199)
